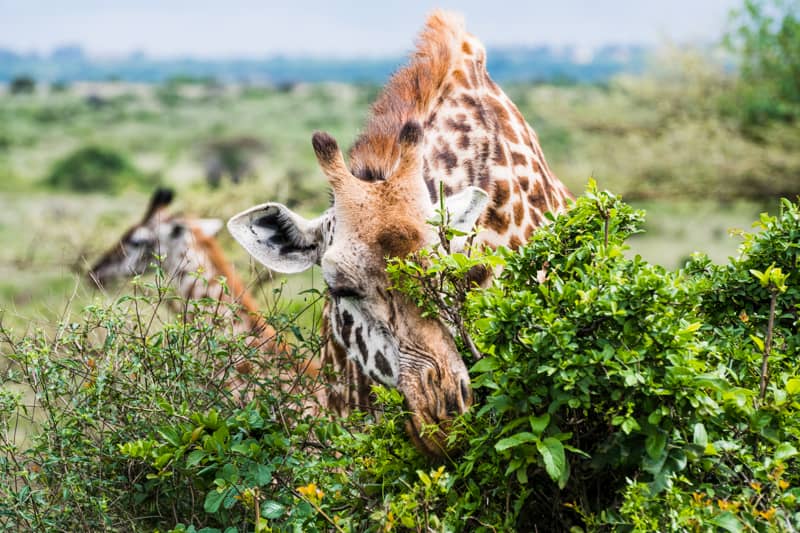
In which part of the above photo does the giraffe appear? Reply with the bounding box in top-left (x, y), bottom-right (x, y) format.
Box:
top-left (88, 188), bottom-right (324, 409)
top-left (228, 11), bottom-right (573, 455)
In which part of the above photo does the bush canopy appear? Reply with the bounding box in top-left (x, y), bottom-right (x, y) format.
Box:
top-left (1, 183), bottom-right (798, 531)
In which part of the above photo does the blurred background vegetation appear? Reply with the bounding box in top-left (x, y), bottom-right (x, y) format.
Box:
top-left (0, 0), bottom-right (797, 332)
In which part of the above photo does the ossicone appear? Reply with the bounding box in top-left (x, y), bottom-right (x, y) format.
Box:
top-left (144, 187), bottom-right (175, 221)
top-left (312, 131), bottom-right (340, 165)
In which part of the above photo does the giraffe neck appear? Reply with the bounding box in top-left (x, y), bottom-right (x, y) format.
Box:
top-left (173, 228), bottom-right (325, 411)
top-left (420, 32), bottom-right (572, 251)
top-left (173, 227), bottom-right (263, 335)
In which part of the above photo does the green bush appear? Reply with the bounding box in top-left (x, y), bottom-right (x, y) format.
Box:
top-left (45, 145), bottom-right (151, 193)
top-left (0, 278), bottom-right (328, 531)
top-left (2, 184), bottom-right (798, 531)
top-left (9, 76), bottom-right (35, 95)
top-left (724, 0), bottom-right (800, 127)
top-left (387, 182), bottom-right (799, 530)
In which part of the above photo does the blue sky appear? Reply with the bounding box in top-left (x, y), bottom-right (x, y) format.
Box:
top-left (0, 0), bottom-right (741, 57)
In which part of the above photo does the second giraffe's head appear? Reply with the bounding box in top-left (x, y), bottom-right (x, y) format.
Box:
top-left (88, 188), bottom-right (224, 288)
top-left (228, 122), bottom-right (489, 455)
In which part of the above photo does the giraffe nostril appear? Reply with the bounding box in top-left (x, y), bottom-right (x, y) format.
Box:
top-left (426, 367), bottom-right (437, 389)
top-left (460, 378), bottom-right (472, 409)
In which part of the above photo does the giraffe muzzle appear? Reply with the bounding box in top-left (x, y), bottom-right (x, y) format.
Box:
top-left (398, 356), bottom-right (472, 456)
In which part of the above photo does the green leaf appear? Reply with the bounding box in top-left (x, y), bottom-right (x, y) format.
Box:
top-left (186, 449), bottom-right (206, 467)
top-left (219, 463), bottom-right (239, 483)
top-left (204, 489), bottom-right (226, 514)
top-left (708, 511), bottom-right (743, 533)
top-left (495, 432), bottom-right (538, 452)
top-left (749, 334), bottom-right (765, 352)
top-left (157, 427), bottom-right (181, 447)
top-left (621, 417), bottom-right (640, 434)
top-left (775, 442), bottom-right (798, 461)
top-left (261, 500), bottom-right (286, 519)
top-left (529, 413), bottom-right (551, 435)
top-left (417, 470), bottom-right (432, 487)
top-left (786, 378), bottom-right (800, 395)
top-left (645, 431), bottom-right (667, 460)
top-left (471, 357), bottom-right (500, 373)
top-left (249, 464), bottom-right (273, 486)
top-left (537, 437), bottom-right (566, 486)
top-left (693, 423), bottom-right (708, 448)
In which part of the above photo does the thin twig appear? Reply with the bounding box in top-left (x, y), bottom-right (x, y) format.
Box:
top-left (758, 289), bottom-right (778, 402)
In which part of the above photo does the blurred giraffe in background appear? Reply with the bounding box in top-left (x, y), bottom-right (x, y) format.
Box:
top-left (228, 11), bottom-right (573, 455)
top-left (88, 188), bottom-right (324, 410)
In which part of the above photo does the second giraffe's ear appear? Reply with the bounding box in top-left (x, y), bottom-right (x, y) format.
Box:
top-left (227, 204), bottom-right (330, 274)
top-left (194, 218), bottom-right (224, 238)
top-left (442, 186), bottom-right (490, 251)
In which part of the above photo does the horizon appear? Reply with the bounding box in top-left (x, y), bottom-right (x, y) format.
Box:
top-left (1, 0), bottom-right (740, 59)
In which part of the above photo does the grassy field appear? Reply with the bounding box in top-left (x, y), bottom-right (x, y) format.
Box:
top-left (0, 70), bottom-right (795, 332)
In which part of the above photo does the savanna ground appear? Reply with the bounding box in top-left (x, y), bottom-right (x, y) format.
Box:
top-left (1, 48), bottom-right (797, 334)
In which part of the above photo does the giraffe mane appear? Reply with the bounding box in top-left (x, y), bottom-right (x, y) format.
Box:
top-left (190, 226), bottom-right (261, 320)
top-left (348, 10), bottom-right (468, 181)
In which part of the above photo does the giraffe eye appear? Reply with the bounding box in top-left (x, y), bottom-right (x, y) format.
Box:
top-left (169, 225), bottom-right (185, 239)
top-left (329, 286), bottom-right (364, 300)
top-left (127, 237), bottom-right (150, 248)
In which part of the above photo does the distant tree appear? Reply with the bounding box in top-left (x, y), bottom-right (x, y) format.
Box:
top-left (9, 75), bottom-right (35, 95)
top-left (725, 0), bottom-right (800, 125)
top-left (46, 146), bottom-right (149, 193)
top-left (200, 136), bottom-right (267, 188)
top-left (50, 80), bottom-right (69, 93)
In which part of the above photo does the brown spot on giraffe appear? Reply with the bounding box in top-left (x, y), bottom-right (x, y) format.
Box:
top-left (374, 350), bottom-right (392, 376)
top-left (465, 159), bottom-right (476, 185)
top-left (528, 180), bottom-right (545, 209)
top-left (452, 69), bottom-right (471, 89)
top-left (492, 141), bottom-right (507, 166)
top-left (435, 146), bottom-right (458, 173)
top-left (487, 96), bottom-right (519, 143)
top-left (492, 180), bottom-right (510, 207)
top-left (525, 224), bottom-right (535, 240)
top-left (484, 206), bottom-right (510, 233)
top-left (511, 152), bottom-right (528, 167)
top-left (513, 200), bottom-right (524, 226)
top-left (446, 117), bottom-right (471, 133)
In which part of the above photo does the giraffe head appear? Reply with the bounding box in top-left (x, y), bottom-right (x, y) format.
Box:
top-left (228, 122), bottom-right (489, 455)
top-left (89, 188), bottom-right (224, 287)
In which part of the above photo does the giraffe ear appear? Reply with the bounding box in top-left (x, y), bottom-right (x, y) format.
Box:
top-left (445, 186), bottom-right (489, 232)
top-left (227, 203), bottom-right (328, 274)
top-left (442, 186), bottom-right (490, 251)
top-left (193, 218), bottom-right (224, 238)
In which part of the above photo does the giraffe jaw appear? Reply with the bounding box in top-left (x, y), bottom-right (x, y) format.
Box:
top-left (397, 351), bottom-right (472, 457)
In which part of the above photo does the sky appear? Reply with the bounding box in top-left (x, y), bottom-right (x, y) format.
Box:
top-left (0, 0), bottom-right (742, 58)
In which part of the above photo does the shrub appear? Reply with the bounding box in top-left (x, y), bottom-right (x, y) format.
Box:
top-left (2, 184), bottom-right (798, 531)
top-left (0, 276), bottom-right (329, 531)
top-left (45, 145), bottom-right (150, 193)
top-left (388, 181), bottom-right (799, 530)
top-left (724, 0), bottom-right (800, 127)
top-left (200, 136), bottom-right (267, 188)
top-left (9, 76), bottom-right (35, 95)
